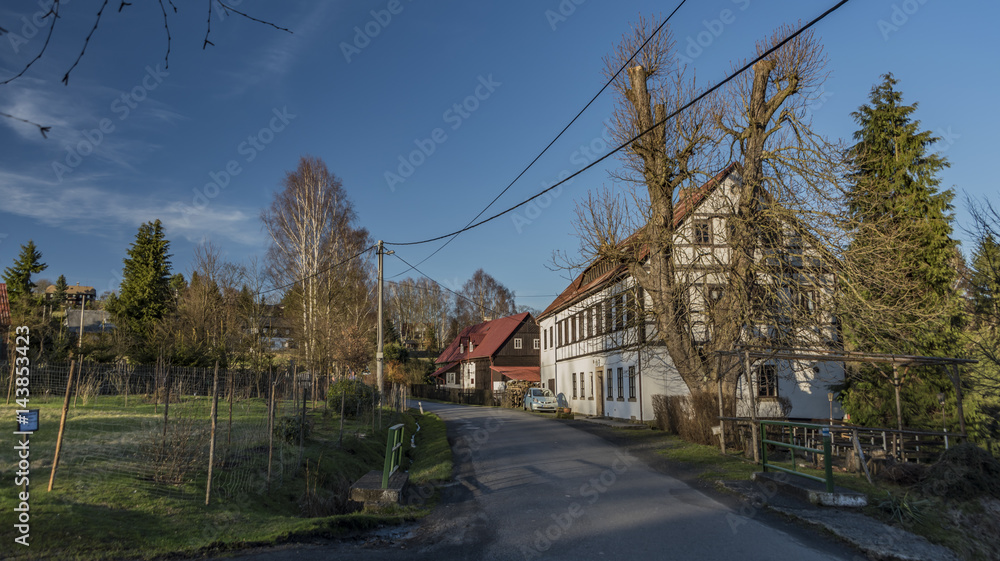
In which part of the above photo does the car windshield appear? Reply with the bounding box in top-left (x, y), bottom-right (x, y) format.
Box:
top-left (530, 388), bottom-right (554, 397)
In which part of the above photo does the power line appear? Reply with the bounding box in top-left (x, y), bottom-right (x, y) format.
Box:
top-left (386, 0), bottom-right (853, 248)
top-left (259, 244), bottom-right (376, 296)
top-left (388, 0), bottom-right (689, 277)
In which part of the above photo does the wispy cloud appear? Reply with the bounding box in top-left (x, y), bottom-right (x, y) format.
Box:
top-left (0, 171), bottom-right (264, 247)
top-left (217, 3), bottom-right (341, 97)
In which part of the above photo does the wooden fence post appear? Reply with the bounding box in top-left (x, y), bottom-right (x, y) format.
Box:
top-left (205, 362), bottom-right (219, 506)
top-left (162, 365), bottom-right (172, 442)
top-left (267, 368), bottom-right (275, 490)
top-left (48, 360), bottom-right (76, 492)
top-left (950, 363), bottom-right (968, 440)
top-left (227, 368), bottom-right (234, 446)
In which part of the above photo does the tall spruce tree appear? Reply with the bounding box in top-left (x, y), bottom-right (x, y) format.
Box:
top-left (106, 220), bottom-right (174, 359)
top-left (839, 73), bottom-right (963, 427)
top-left (2, 240), bottom-right (47, 304)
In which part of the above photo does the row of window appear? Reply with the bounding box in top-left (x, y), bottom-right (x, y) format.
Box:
top-left (458, 337), bottom-right (540, 354)
top-left (689, 217), bottom-right (808, 251)
top-left (699, 285), bottom-right (819, 311)
top-left (570, 366), bottom-right (637, 401)
top-left (542, 291), bottom-right (641, 350)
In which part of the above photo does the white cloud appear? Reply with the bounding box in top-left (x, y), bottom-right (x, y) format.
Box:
top-left (0, 171), bottom-right (264, 247)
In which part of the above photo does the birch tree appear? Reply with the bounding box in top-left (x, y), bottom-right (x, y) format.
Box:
top-left (262, 156), bottom-right (370, 373)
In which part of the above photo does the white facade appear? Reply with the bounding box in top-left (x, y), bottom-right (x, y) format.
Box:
top-left (539, 169), bottom-right (844, 422)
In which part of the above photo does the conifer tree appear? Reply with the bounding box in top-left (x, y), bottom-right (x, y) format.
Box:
top-left (106, 220), bottom-right (174, 359)
top-left (970, 234), bottom-right (1000, 329)
top-left (839, 73), bottom-right (963, 427)
top-left (2, 240), bottom-right (47, 304)
top-left (52, 274), bottom-right (69, 308)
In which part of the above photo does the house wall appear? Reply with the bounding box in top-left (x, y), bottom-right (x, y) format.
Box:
top-left (539, 278), bottom-right (690, 422)
top-left (540, 171), bottom-right (843, 423)
top-left (735, 359), bottom-right (845, 420)
top-left (495, 321), bottom-right (540, 363)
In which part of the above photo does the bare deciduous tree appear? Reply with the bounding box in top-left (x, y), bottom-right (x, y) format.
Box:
top-left (454, 269), bottom-right (517, 327)
top-left (262, 156), bottom-right (373, 375)
top-left (569, 18), bottom-right (845, 410)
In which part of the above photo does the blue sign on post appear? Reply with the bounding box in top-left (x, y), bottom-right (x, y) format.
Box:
top-left (821, 426), bottom-right (830, 438)
top-left (15, 409), bottom-right (39, 433)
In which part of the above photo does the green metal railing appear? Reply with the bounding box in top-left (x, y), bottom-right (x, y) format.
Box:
top-left (760, 420), bottom-right (834, 493)
top-left (382, 423), bottom-right (405, 488)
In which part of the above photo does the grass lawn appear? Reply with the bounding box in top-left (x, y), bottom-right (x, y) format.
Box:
top-left (1, 395), bottom-right (452, 561)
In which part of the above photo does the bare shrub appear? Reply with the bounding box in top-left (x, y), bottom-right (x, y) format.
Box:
top-left (136, 415), bottom-right (210, 485)
top-left (653, 392), bottom-right (731, 446)
top-left (298, 457), bottom-right (358, 517)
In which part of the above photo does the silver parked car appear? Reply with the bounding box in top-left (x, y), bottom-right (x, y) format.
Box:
top-left (523, 387), bottom-right (557, 412)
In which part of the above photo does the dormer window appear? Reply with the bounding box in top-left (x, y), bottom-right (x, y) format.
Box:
top-left (459, 343), bottom-right (464, 354)
top-left (469, 342), bottom-right (474, 352)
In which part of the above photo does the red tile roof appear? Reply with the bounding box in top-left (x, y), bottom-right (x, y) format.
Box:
top-left (0, 283), bottom-right (10, 327)
top-left (435, 312), bottom-right (533, 365)
top-left (490, 366), bottom-right (540, 382)
top-left (538, 163), bottom-right (739, 320)
top-left (430, 362), bottom-right (458, 378)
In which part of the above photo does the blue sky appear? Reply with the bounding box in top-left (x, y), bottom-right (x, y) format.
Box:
top-left (0, 0), bottom-right (995, 308)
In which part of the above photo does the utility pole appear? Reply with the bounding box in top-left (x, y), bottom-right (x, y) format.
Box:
top-left (77, 294), bottom-right (87, 349)
top-left (376, 241), bottom-right (394, 408)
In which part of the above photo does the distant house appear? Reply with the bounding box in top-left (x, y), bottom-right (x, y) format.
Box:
top-left (65, 309), bottom-right (115, 334)
top-left (432, 312), bottom-right (540, 391)
top-left (0, 283), bottom-right (10, 358)
top-left (45, 283), bottom-right (97, 307)
top-left (537, 164), bottom-right (843, 422)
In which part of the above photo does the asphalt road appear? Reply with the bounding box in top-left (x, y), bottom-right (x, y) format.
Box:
top-left (202, 402), bottom-right (861, 561)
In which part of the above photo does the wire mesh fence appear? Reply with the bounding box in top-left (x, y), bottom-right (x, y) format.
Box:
top-left (1, 360), bottom-right (386, 506)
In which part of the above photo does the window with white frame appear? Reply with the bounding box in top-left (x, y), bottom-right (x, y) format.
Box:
top-left (533, 338), bottom-right (540, 350)
top-left (758, 364), bottom-right (778, 397)
top-left (514, 337), bottom-right (522, 349)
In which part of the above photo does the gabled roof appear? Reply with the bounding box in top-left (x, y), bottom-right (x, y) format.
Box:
top-left (45, 284), bottom-right (96, 295)
top-left (430, 362), bottom-right (459, 378)
top-left (0, 283), bottom-right (9, 326)
top-left (538, 163), bottom-right (739, 320)
top-left (436, 312), bottom-right (533, 365)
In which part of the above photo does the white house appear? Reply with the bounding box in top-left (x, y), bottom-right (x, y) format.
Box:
top-left (537, 164), bottom-right (844, 423)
